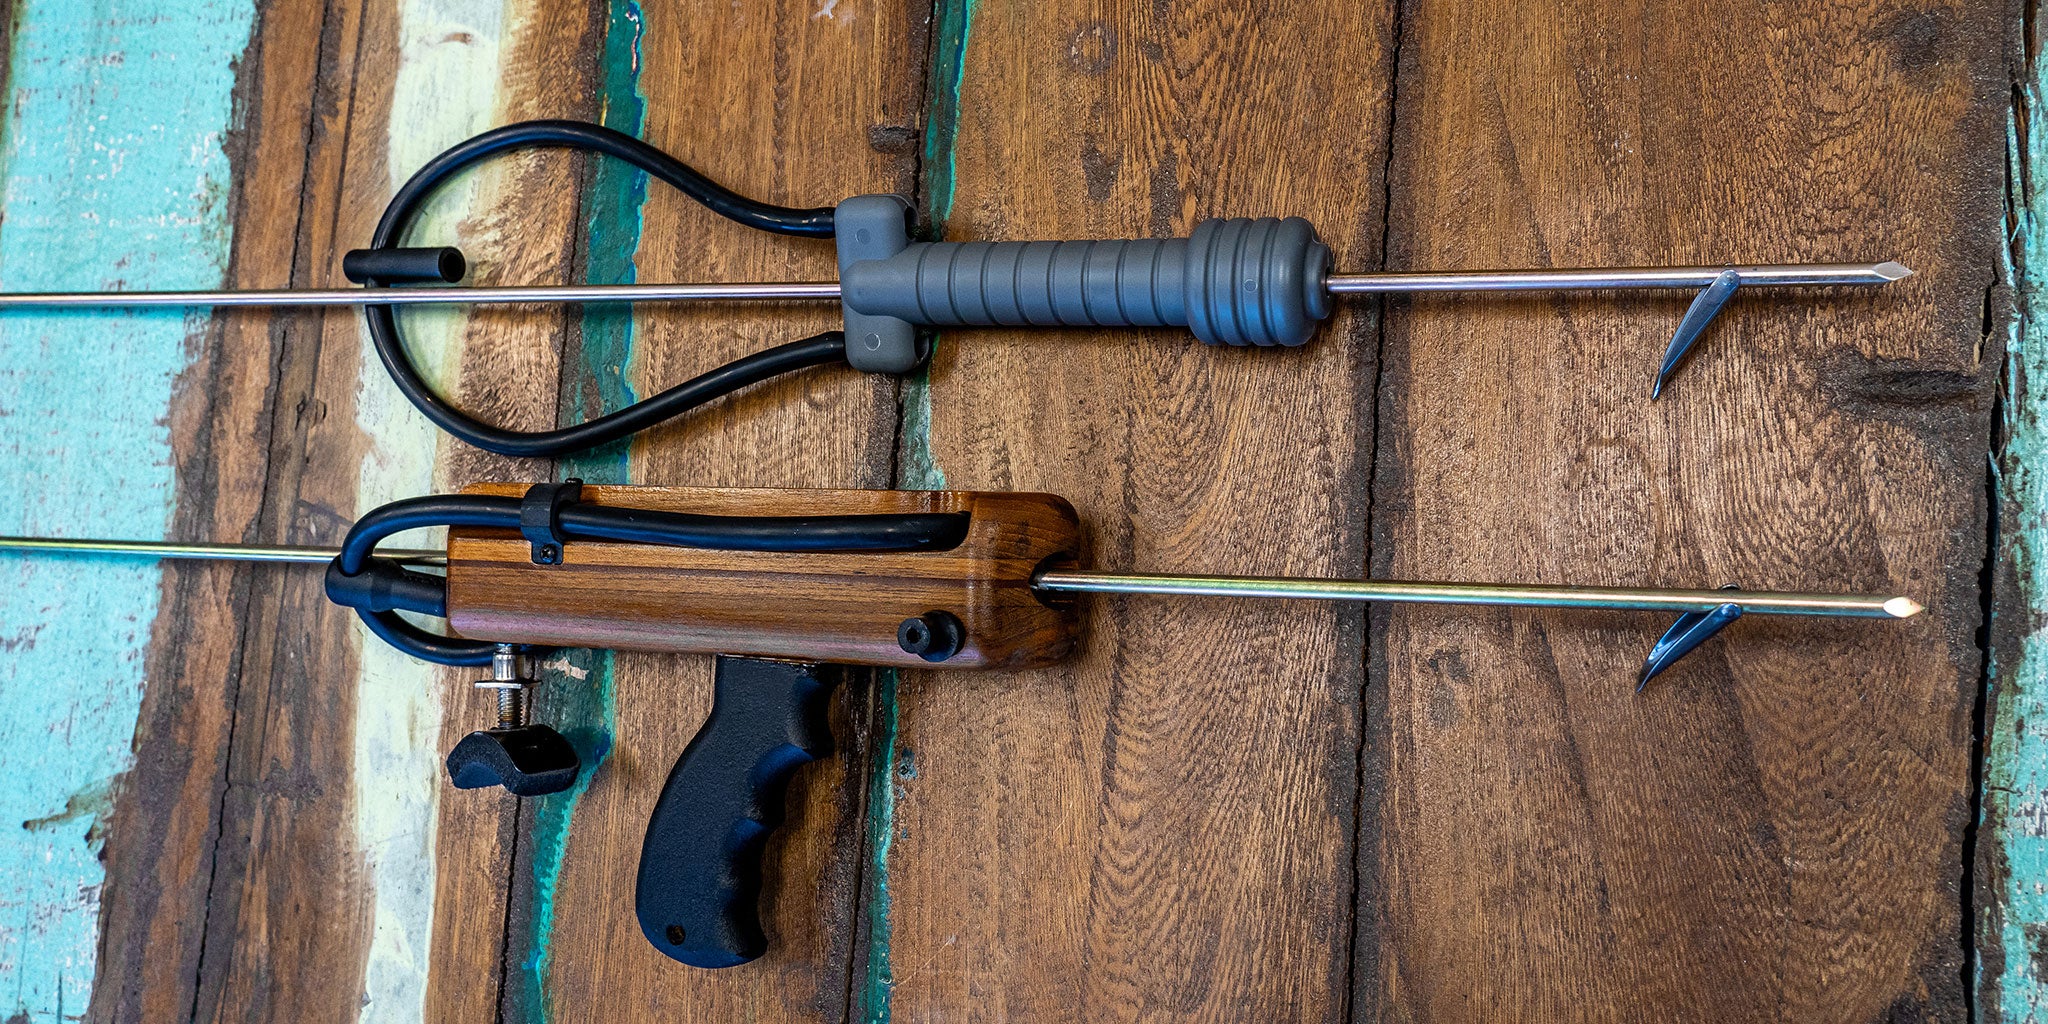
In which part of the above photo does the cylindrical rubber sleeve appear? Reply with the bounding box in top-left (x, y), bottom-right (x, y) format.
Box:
top-left (838, 216), bottom-right (1332, 347)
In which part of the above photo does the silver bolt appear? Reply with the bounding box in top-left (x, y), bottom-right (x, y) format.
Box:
top-left (475, 643), bottom-right (531, 729)
top-left (495, 687), bottom-right (526, 729)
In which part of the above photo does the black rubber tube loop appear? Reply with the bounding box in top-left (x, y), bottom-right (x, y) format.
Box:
top-left (332, 496), bottom-right (524, 665)
top-left (361, 119), bottom-right (843, 458)
top-left (357, 609), bottom-right (502, 667)
top-left (339, 496), bottom-right (525, 574)
top-left (372, 119), bottom-right (835, 243)
top-left (553, 506), bottom-right (970, 553)
top-left (337, 495), bottom-right (972, 572)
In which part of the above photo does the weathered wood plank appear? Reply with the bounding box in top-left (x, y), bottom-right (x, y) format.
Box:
top-left (2, 0), bottom-right (2031, 1021)
top-left (0, 3), bottom-right (260, 1020)
top-left (230, 1), bottom-right (598, 1020)
top-left (1367, 2), bottom-right (2010, 1020)
top-left (515, 1), bottom-right (920, 1020)
top-left (79, 0), bottom-right (599, 1020)
top-left (879, 1), bottom-right (1392, 1018)
top-left (401, 5), bottom-right (608, 1023)
top-left (1984, 19), bottom-right (2048, 1024)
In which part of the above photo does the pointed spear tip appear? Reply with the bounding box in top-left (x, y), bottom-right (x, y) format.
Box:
top-left (1885, 596), bottom-right (1925, 619)
top-left (1876, 261), bottom-right (1914, 282)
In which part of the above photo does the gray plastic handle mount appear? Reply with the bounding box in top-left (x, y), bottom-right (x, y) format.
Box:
top-left (832, 194), bottom-right (1332, 373)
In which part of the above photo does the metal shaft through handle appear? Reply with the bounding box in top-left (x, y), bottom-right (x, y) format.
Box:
top-left (0, 536), bottom-right (444, 565)
top-left (0, 536), bottom-right (1922, 619)
top-left (0, 262), bottom-right (1908, 310)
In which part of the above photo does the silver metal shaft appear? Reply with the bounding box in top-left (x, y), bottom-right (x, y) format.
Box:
top-left (1322, 262), bottom-right (1911, 294)
top-left (0, 536), bottom-right (1916, 614)
top-left (0, 536), bottom-right (444, 566)
top-left (0, 281), bottom-right (842, 308)
top-left (0, 262), bottom-right (1907, 310)
top-left (1032, 570), bottom-right (1922, 619)
top-left (0, 537), bottom-right (1925, 619)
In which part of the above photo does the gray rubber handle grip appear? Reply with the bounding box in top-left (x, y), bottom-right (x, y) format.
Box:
top-left (836, 209), bottom-right (1331, 354)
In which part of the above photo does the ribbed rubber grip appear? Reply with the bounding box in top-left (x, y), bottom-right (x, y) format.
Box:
top-left (838, 216), bottom-right (1332, 347)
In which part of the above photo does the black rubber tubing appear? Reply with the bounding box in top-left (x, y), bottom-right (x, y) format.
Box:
top-left (361, 119), bottom-right (844, 458)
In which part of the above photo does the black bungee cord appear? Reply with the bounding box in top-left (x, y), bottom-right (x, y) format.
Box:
top-left (357, 119), bottom-right (850, 460)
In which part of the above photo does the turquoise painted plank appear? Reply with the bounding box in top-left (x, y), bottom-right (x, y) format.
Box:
top-left (0, 1), bottom-right (254, 1020)
top-left (1990, 42), bottom-right (2048, 1024)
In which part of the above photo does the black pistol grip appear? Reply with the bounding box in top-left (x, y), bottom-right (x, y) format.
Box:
top-left (635, 656), bottom-right (839, 968)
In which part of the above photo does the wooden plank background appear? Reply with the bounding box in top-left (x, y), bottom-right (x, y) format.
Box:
top-left (1374, 3), bottom-right (2006, 1020)
top-left (0, 0), bottom-right (2031, 1021)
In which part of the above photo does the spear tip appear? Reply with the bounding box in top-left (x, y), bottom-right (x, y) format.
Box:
top-left (1884, 596), bottom-right (1924, 618)
top-left (1875, 261), bottom-right (1914, 282)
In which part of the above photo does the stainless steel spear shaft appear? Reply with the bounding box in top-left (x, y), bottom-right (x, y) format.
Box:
top-left (0, 536), bottom-right (1922, 619)
top-left (0, 262), bottom-right (1910, 309)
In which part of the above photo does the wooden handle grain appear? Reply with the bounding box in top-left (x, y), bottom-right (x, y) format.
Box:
top-left (443, 485), bottom-right (1085, 669)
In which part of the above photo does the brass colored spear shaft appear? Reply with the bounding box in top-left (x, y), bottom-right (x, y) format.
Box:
top-left (0, 536), bottom-right (444, 566)
top-left (0, 536), bottom-right (1921, 619)
top-left (1031, 570), bottom-right (1922, 619)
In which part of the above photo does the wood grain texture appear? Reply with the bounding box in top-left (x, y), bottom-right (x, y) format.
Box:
top-left (83, 0), bottom-right (600, 1021)
top-left (13, 0), bottom-right (2022, 1018)
top-left (881, 1), bottom-right (1391, 1019)
top-left (82, 0), bottom-right (322, 1018)
top-left (1364, 2), bottom-right (2011, 1021)
top-left (408, 6), bottom-right (607, 1024)
top-left (197, 0), bottom-right (608, 1015)
top-left (522, 1), bottom-right (925, 1021)
top-left (446, 484), bottom-right (1082, 668)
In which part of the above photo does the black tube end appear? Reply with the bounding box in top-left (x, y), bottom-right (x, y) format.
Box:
top-left (324, 556), bottom-right (449, 618)
top-left (345, 246), bottom-right (467, 285)
top-left (897, 611), bottom-right (965, 662)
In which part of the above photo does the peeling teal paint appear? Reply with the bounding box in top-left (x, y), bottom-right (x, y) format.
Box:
top-left (515, 4), bottom-right (644, 1021)
top-left (558, 0), bottom-right (644, 474)
top-left (896, 370), bottom-right (947, 491)
top-left (857, 671), bottom-right (903, 1023)
top-left (517, 647), bottom-right (616, 1024)
top-left (0, 2), bottom-right (255, 1019)
top-left (918, 0), bottom-right (977, 229)
top-left (1993, 49), bottom-right (2048, 1019)
top-left (898, 0), bottom-right (972, 492)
